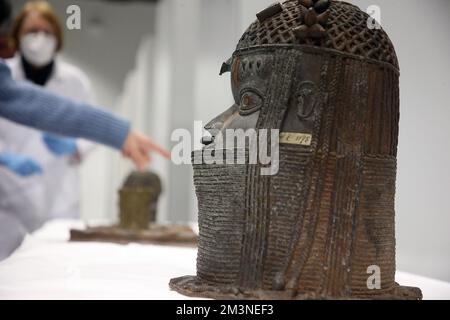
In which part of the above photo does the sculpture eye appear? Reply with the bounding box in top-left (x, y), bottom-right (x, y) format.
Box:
top-left (239, 90), bottom-right (263, 115)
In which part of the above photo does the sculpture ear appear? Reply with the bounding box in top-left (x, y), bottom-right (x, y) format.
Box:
top-left (219, 57), bottom-right (233, 75)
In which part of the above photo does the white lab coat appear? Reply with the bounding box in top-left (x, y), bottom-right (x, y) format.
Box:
top-left (0, 55), bottom-right (95, 232)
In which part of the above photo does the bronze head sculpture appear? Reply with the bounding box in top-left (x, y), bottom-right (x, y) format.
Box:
top-left (119, 171), bottom-right (162, 230)
top-left (170, 0), bottom-right (422, 299)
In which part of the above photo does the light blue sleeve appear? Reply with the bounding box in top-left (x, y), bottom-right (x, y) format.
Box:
top-left (0, 61), bottom-right (130, 150)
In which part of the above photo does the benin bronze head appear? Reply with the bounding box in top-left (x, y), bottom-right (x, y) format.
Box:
top-left (171, 0), bottom-right (421, 300)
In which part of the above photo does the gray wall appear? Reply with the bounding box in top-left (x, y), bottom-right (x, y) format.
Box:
top-left (8, 0), bottom-right (450, 282)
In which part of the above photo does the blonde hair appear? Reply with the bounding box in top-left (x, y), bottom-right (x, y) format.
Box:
top-left (11, 1), bottom-right (63, 51)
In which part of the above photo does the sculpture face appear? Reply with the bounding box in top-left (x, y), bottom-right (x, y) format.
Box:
top-left (204, 54), bottom-right (271, 145)
top-left (206, 48), bottom-right (325, 149)
top-left (171, 0), bottom-right (422, 300)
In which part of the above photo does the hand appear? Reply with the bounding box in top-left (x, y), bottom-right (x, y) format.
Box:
top-left (0, 152), bottom-right (43, 177)
top-left (43, 133), bottom-right (77, 156)
top-left (121, 130), bottom-right (170, 171)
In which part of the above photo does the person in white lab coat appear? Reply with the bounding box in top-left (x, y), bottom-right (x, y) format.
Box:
top-left (0, 0), bottom-right (170, 261)
top-left (0, 1), bottom-right (97, 230)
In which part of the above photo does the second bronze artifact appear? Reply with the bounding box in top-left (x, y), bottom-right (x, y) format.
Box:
top-left (119, 171), bottom-right (161, 230)
top-left (71, 171), bottom-right (197, 247)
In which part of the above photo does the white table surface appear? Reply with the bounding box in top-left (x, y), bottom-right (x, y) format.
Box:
top-left (0, 220), bottom-right (449, 300)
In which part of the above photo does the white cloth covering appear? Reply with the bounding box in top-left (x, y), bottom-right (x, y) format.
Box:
top-left (0, 220), bottom-right (449, 300)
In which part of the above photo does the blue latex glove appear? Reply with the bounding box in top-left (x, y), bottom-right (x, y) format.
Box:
top-left (0, 152), bottom-right (43, 177)
top-left (43, 133), bottom-right (77, 156)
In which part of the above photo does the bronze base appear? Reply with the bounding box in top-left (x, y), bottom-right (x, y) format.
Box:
top-left (169, 276), bottom-right (422, 300)
top-left (70, 224), bottom-right (197, 247)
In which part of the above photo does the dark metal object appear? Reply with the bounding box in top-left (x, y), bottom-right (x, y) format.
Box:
top-left (119, 171), bottom-right (161, 230)
top-left (170, 0), bottom-right (422, 300)
top-left (256, 2), bottom-right (283, 23)
top-left (70, 171), bottom-right (198, 247)
top-left (219, 58), bottom-right (233, 76)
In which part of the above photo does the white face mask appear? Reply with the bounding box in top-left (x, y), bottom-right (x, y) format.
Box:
top-left (20, 32), bottom-right (57, 67)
